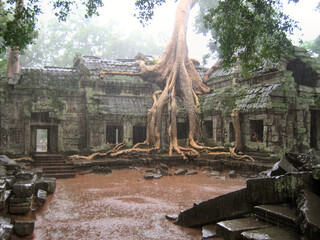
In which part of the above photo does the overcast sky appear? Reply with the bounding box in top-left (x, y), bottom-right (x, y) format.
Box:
top-left (40, 0), bottom-right (320, 65)
top-left (93, 0), bottom-right (320, 64)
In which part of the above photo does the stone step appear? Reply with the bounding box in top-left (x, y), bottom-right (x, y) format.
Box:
top-left (241, 226), bottom-right (301, 240)
top-left (34, 162), bottom-right (70, 166)
top-left (43, 168), bottom-right (76, 174)
top-left (32, 153), bottom-right (76, 179)
top-left (216, 216), bottom-right (272, 240)
top-left (44, 172), bottom-right (76, 179)
top-left (254, 204), bottom-right (299, 231)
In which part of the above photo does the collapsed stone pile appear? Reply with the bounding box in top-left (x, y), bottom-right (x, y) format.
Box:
top-left (0, 155), bottom-right (56, 239)
top-left (172, 152), bottom-right (320, 240)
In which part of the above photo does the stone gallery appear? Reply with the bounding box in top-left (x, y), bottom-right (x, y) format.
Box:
top-left (0, 47), bottom-right (319, 157)
top-left (0, 47), bottom-right (320, 239)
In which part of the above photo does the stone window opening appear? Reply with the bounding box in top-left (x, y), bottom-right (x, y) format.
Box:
top-left (203, 120), bottom-right (213, 138)
top-left (250, 120), bottom-right (263, 143)
top-left (133, 126), bottom-right (146, 144)
top-left (9, 129), bottom-right (23, 147)
top-left (177, 122), bottom-right (188, 139)
top-left (106, 125), bottom-right (123, 144)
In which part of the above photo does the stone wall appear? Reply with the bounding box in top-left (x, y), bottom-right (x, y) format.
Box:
top-left (202, 48), bottom-right (320, 155)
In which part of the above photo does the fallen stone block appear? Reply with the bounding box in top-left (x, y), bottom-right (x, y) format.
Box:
top-left (153, 174), bottom-right (162, 179)
top-left (36, 189), bottom-right (47, 206)
top-left (9, 195), bottom-right (33, 214)
top-left (229, 170), bottom-right (237, 178)
top-left (241, 226), bottom-right (300, 240)
top-left (35, 177), bottom-right (56, 194)
top-left (14, 220), bottom-right (34, 237)
top-left (296, 189), bottom-right (320, 239)
top-left (144, 173), bottom-right (154, 179)
top-left (246, 172), bottom-right (312, 205)
top-left (159, 168), bottom-right (172, 176)
top-left (92, 166), bottom-right (112, 174)
top-left (216, 217), bottom-right (271, 240)
top-left (0, 166), bottom-right (7, 177)
top-left (174, 169), bottom-right (188, 176)
top-left (284, 152), bottom-right (320, 171)
top-left (12, 182), bottom-right (34, 198)
top-left (0, 216), bottom-right (13, 240)
top-left (0, 190), bottom-right (11, 214)
top-left (165, 214), bottom-right (178, 221)
top-left (209, 171), bottom-right (220, 177)
top-left (254, 204), bottom-right (298, 230)
top-left (202, 224), bottom-right (217, 239)
top-left (1, 176), bottom-right (16, 189)
top-left (159, 163), bottom-right (169, 171)
top-left (186, 171), bottom-right (198, 176)
top-left (174, 188), bottom-right (252, 227)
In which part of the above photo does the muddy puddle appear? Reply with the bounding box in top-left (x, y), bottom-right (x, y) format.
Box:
top-left (20, 169), bottom-right (246, 240)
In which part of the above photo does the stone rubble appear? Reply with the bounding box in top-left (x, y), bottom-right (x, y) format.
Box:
top-left (172, 152), bottom-right (320, 240)
top-left (0, 155), bottom-right (56, 238)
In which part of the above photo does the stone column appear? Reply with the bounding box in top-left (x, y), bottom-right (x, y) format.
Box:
top-left (123, 120), bottom-right (133, 146)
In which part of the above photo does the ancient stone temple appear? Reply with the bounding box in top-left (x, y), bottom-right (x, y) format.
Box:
top-left (0, 47), bottom-right (319, 157)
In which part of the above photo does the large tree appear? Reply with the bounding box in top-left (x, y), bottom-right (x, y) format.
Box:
top-left (121, 0), bottom-right (296, 159)
top-left (2, 0), bottom-right (302, 159)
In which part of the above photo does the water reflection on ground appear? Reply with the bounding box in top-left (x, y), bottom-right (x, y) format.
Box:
top-left (29, 169), bottom-right (246, 240)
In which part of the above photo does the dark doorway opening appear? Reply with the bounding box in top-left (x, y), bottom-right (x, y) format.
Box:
top-left (229, 122), bottom-right (235, 142)
top-left (250, 120), bottom-right (263, 142)
top-left (133, 126), bottom-right (146, 144)
top-left (203, 121), bottom-right (213, 138)
top-left (310, 110), bottom-right (319, 150)
top-left (177, 122), bottom-right (188, 139)
top-left (106, 125), bottom-right (123, 144)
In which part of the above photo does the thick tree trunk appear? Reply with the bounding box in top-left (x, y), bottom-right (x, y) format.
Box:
top-left (6, 0), bottom-right (23, 77)
top-left (71, 0), bottom-right (254, 162)
top-left (6, 48), bottom-right (20, 77)
top-left (138, 0), bottom-right (213, 157)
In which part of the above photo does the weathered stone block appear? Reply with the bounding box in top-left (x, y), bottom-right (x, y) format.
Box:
top-left (246, 172), bottom-right (312, 205)
top-left (175, 188), bottom-right (252, 227)
top-left (296, 189), bottom-right (320, 239)
top-left (174, 169), bottom-right (188, 176)
top-left (35, 177), bottom-right (56, 194)
top-left (14, 220), bottom-right (35, 237)
top-left (36, 189), bottom-right (47, 206)
top-left (0, 216), bottom-right (13, 240)
top-left (254, 204), bottom-right (298, 230)
top-left (241, 226), bottom-right (300, 240)
top-left (216, 217), bottom-right (271, 240)
top-left (12, 182), bottom-right (34, 198)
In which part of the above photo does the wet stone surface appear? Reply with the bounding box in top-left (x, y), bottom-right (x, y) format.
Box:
top-left (28, 169), bottom-right (246, 240)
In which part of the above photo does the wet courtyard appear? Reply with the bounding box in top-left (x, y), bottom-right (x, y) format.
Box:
top-left (22, 169), bottom-right (246, 240)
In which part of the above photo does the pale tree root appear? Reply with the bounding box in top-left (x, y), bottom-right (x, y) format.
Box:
top-left (68, 142), bottom-right (126, 161)
top-left (208, 147), bottom-right (254, 162)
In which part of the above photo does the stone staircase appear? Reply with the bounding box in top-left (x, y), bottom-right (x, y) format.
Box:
top-left (32, 153), bottom-right (76, 179)
top-left (215, 204), bottom-right (301, 240)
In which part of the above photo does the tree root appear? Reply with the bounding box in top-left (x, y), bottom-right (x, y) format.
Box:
top-left (68, 142), bottom-right (126, 161)
top-left (208, 147), bottom-right (254, 162)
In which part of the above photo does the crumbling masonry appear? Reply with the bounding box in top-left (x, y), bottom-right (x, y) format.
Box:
top-left (0, 47), bottom-right (319, 157)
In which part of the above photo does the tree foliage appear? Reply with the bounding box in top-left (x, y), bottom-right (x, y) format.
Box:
top-left (204, 0), bottom-right (297, 73)
top-left (135, 0), bottom-right (298, 73)
top-left (0, 0), bottom-right (103, 54)
top-left (301, 36), bottom-right (320, 61)
top-left (20, 11), bottom-right (167, 67)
